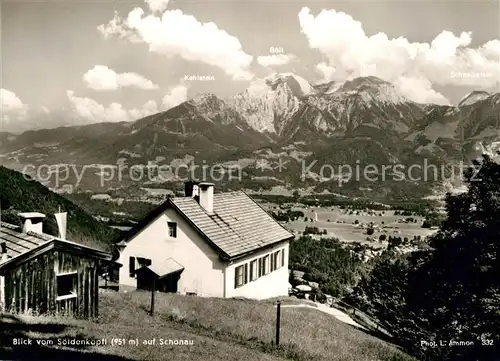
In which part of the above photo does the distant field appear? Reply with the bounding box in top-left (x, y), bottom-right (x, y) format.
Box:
top-left (280, 206), bottom-right (437, 243)
top-left (0, 291), bottom-right (417, 361)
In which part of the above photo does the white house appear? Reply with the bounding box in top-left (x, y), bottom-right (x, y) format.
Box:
top-left (116, 182), bottom-right (294, 299)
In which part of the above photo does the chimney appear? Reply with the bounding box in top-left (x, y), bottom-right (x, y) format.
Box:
top-left (184, 181), bottom-right (200, 200)
top-left (18, 212), bottom-right (46, 234)
top-left (55, 211), bottom-right (67, 240)
top-left (198, 183), bottom-right (214, 214)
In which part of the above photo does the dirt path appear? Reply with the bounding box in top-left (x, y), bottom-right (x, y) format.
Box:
top-left (277, 303), bottom-right (366, 330)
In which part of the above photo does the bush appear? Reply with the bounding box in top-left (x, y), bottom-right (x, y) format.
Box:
top-left (304, 226), bottom-right (322, 235)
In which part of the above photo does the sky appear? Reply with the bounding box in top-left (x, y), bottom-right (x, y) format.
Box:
top-left (1, 0), bottom-right (499, 133)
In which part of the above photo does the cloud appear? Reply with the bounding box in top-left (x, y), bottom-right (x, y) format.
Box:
top-left (257, 54), bottom-right (297, 67)
top-left (66, 84), bottom-right (188, 123)
top-left (299, 7), bottom-right (500, 104)
top-left (98, 5), bottom-right (254, 81)
top-left (161, 84), bottom-right (188, 109)
top-left (145, 0), bottom-right (170, 14)
top-left (394, 76), bottom-right (450, 105)
top-left (1, 88), bottom-right (29, 125)
top-left (66, 90), bottom-right (132, 123)
top-left (315, 62), bottom-right (336, 83)
top-left (83, 65), bottom-right (158, 91)
top-left (129, 100), bottom-right (160, 120)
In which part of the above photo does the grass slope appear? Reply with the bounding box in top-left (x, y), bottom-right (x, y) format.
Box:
top-left (0, 291), bottom-right (417, 361)
top-left (0, 166), bottom-right (119, 252)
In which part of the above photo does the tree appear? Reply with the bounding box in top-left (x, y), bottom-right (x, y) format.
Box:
top-left (388, 236), bottom-right (402, 250)
top-left (405, 155), bottom-right (500, 360)
top-left (289, 270), bottom-right (300, 288)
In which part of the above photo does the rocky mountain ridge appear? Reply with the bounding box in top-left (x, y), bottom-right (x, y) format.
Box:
top-left (1, 73), bottom-right (498, 200)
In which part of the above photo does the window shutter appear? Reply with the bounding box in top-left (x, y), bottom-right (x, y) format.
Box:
top-left (244, 264), bottom-right (248, 284)
top-left (281, 249), bottom-right (285, 267)
top-left (234, 267), bottom-right (239, 288)
top-left (129, 257), bottom-right (135, 276)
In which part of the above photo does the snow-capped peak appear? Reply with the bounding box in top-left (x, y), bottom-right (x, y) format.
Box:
top-left (264, 72), bottom-right (313, 97)
top-left (336, 76), bottom-right (407, 104)
top-left (190, 92), bottom-right (220, 104)
top-left (188, 93), bottom-right (226, 114)
top-left (458, 90), bottom-right (491, 107)
top-left (227, 73), bottom-right (305, 134)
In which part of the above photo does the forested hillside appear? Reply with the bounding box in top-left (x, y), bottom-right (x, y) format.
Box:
top-left (0, 166), bottom-right (119, 253)
top-left (344, 155), bottom-right (500, 361)
top-left (289, 236), bottom-right (375, 297)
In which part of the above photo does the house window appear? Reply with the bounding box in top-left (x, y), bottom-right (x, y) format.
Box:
top-left (235, 264), bottom-right (247, 288)
top-left (129, 256), bottom-right (135, 277)
top-left (56, 272), bottom-right (77, 300)
top-left (273, 250), bottom-right (281, 270)
top-left (258, 257), bottom-right (265, 277)
top-left (168, 222), bottom-right (177, 238)
top-left (250, 260), bottom-right (258, 281)
top-left (281, 248), bottom-right (285, 267)
top-left (271, 253), bottom-right (275, 272)
top-left (263, 255), bottom-right (270, 275)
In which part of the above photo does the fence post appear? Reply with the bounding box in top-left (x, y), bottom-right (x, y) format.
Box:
top-left (150, 277), bottom-right (156, 316)
top-left (276, 300), bottom-right (281, 346)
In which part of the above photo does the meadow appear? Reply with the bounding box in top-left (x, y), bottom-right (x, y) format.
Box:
top-left (0, 291), bottom-right (418, 361)
top-left (281, 207), bottom-right (437, 245)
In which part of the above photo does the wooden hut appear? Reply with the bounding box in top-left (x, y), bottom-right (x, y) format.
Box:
top-left (0, 221), bottom-right (112, 318)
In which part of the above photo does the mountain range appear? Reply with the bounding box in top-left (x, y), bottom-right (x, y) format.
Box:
top-left (1, 73), bottom-right (499, 200)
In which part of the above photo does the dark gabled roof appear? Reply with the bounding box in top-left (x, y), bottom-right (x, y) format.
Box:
top-left (170, 192), bottom-right (293, 258)
top-left (120, 192), bottom-right (294, 260)
top-left (0, 222), bottom-right (49, 259)
top-left (0, 222), bottom-right (113, 272)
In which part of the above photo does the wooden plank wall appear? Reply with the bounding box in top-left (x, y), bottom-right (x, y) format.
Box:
top-left (4, 250), bottom-right (99, 318)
